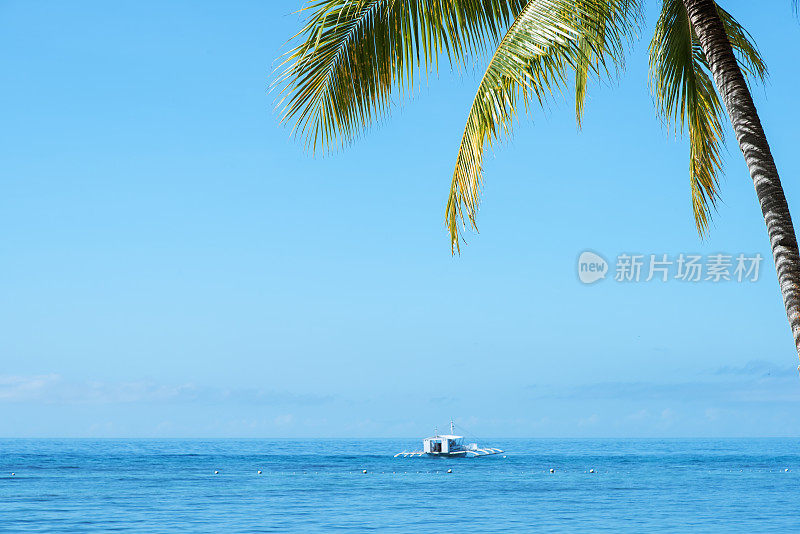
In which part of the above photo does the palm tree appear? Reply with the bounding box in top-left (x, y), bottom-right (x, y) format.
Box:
top-left (275, 0), bottom-right (800, 360)
top-left (677, 0), bottom-right (800, 360)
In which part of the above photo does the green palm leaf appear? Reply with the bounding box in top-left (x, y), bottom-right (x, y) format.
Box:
top-left (446, 0), bottom-right (640, 252)
top-left (649, 0), bottom-right (766, 236)
top-left (275, 0), bottom-right (527, 151)
top-left (574, 0), bottom-right (637, 128)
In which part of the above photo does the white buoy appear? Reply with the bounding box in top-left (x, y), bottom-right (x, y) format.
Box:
top-left (786, 468), bottom-right (790, 472)
top-left (550, 468), bottom-right (555, 473)
top-left (362, 469), bottom-right (367, 474)
top-left (214, 471), bottom-right (219, 474)
top-left (447, 469), bottom-right (452, 473)
top-left (10, 473), bottom-right (15, 476)
top-left (257, 470), bottom-right (262, 475)
top-left (589, 469), bottom-right (595, 473)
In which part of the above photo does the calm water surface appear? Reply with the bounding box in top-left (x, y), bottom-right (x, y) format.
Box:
top-left (2, 439), bottom-right (800, 532)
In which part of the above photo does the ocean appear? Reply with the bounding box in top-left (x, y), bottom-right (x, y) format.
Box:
top-left (1, 438), bottom-right (799, 532)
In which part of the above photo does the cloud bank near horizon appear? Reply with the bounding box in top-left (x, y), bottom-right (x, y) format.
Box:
top-left (1, 360), bottom-right (799, 438)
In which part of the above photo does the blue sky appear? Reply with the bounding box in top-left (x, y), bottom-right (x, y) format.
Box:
top-left (1, 1), bottom-right (800, 438)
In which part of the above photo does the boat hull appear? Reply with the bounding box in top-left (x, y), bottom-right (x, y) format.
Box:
top-left (394, 448), bottom-right (503, 458)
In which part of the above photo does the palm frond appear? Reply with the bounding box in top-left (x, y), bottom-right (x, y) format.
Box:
top-left (275, 0), bottom-right (527, 152)
top-left (649, 0), bottom-right (766, 236)
top-left (446, 0), bottom-right (641, 252)
top-left (574, 0), bottom-right (640, 127)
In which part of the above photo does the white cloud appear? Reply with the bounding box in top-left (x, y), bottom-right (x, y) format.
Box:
top-left (0, 374), bottom-right (335, 406)
top-left (524, 360), bottom-right (800, 404)
top-left (578, 414), bottom-right (599, 427)
top-left (0, 374), bottom-right (62, 401)
top-left (273, 414), bottom-right (294, 426)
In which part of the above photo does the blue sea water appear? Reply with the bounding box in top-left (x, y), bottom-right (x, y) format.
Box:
top-left (1, 438), bottom-right (800, 532)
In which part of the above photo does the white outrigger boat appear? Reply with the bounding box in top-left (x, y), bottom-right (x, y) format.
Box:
top-left (394, 421), bottom-right (504, 458)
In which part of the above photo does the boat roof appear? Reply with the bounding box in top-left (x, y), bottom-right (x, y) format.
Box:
top-left (425, 434), bottom-right (463, 440)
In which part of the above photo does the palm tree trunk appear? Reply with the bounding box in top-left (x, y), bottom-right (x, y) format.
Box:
top-left (682, 0), bottom-right (800, 362)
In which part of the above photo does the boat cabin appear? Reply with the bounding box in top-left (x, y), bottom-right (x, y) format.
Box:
top-left (423, 434), bottom-right (464, 454)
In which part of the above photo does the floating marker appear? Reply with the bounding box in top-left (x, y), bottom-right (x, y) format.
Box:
top-left (786, 468), bottom-right (790, 472)
top-left (257, 470), bottom-right (262, 475)
top-left (589, 469), bottom-right (595, 473)
top-left (550, 468), bottom-right (555, 473)
top-left (362, 469), bottom-right (367, 474)
top-left (447, 469), bottom-right (452, 473)
top-left (214, 471), bottom-right (219, 474)
top-left (10, 473), bottom-right (15, 476)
